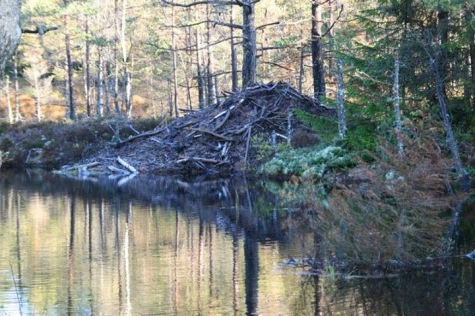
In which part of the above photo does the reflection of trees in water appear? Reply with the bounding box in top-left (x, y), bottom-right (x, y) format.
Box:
top-left (291, 261), bottom-right (475, 316)
top-left (0, 171), bottom-right (296, 314)
top-left (1, 170), bottom-right (474, 315)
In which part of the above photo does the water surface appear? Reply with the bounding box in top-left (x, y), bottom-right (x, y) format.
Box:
top-left (0, 170), bottom-right (474, 315)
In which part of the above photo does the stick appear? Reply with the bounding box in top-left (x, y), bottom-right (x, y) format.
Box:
top-left (177, 156), bottom-right (219, 164)
top-left (117, 156), bottom-right (138, 173)
top-left (244, 125), bottom-right (252, 165)
top-left (108, 165), bottom-right (130, 175)
top-left (212, 109), bottom-right (231, 131)
top-left (66, 161), bottom-right (101, 170)
top-left (189, 128), bottom-right (233, 141)
top-left (116, 127), bottom-right (167, 148)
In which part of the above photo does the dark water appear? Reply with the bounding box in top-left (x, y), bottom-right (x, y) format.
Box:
top-left (0, 170), bottom-right (474, 315)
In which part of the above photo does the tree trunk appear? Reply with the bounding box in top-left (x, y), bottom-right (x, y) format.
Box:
top-left (466, 10), bottom-right (475, 102)
top-left (84, 16), bottom-right (91, 117)
top-left (241, 0), bottom-right (257, 88)
top-left (312, 0), bottom-right (325, 102)
top-left (206, 3), bottom-right (216, 105)
top-left (104, 61), bottom-right (111, 114)
top-left (0, 0), bottom-right (22, 77)
top-left (5, 75), bottom-right (13, 124)
top-left (393, 53), bottom-right (403, 156)
top-left (298, 45), bottom-right (305, 93)
top-left (13, 51), bottom-right (20, 122)
top-left (428, 51), bottom-right (470, 189)
top-left (97, 49), bottom-right (104, 118)
top-left (121, 0), bottom-right (132, 117)
top-left (34, 71), bottom-right (41, 121)
top-left (113, 0), bottom-right (120, 114)
top-left (230, 4), bottom-right (238, 91)
top-left (337, 59), bottom-right (346, 139)
top-left (436, 9), bottom-right (449, 98)
top-left (171, 3), bottom-right (178, 117)
top-left (196, 29), bottom-right (205, 109)
top-left (64, 14), bottom-right (76, 120)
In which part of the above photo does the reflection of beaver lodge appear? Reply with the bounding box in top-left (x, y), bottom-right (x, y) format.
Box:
top-left (80, 81), bottom-right (337, 177)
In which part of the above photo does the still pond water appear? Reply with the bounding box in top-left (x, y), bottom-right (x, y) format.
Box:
top-left (0, 170), bottom-right (475, 315)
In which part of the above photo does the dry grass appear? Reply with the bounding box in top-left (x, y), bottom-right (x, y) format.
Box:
top-left (303, 135), bottom-right (458, 267)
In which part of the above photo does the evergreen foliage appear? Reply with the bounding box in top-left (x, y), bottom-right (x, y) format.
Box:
top-left (260, 145), bottom-right (355, 178)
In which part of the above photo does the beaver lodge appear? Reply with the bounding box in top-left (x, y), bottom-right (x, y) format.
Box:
top-left (60, 81), bottom-right (336, 179)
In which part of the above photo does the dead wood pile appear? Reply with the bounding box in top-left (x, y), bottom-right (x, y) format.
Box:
top-left (70, 81), bottom-right (337, 178)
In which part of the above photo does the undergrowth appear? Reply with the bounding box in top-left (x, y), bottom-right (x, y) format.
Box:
top-left (260, 145), bottom-right (356, 178)
top-left (279, 134), bottom-right (460, 271)
top-left (0, 117), bottom-right (163, 170)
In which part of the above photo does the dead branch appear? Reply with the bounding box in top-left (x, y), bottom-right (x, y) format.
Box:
top-left (189, 128), bottom-right (233, 141)
top-left (212, 110), bottom-right (232, 131)
top-left (117, 156), bottom-right (138, 173)
top-left (116, 127), bottom-right (168, 148)
top-left (177, 156), bottom-right (219, 164)
top-left (108, 165), bottom-right (130, 175)
top-left (22, 25), bottom-right (59, 35)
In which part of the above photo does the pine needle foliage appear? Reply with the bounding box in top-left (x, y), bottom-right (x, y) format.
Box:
top-left (260, 145), bottom-right (356, 178)
top-left (302, 134), bottom-right (458, 267)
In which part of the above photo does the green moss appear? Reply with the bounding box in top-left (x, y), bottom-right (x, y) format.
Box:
top-left (260, 145), bottom-right (356, 177)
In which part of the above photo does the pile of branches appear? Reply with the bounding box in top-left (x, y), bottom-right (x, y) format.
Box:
top-left (89, 81), bottom-right (337, 177)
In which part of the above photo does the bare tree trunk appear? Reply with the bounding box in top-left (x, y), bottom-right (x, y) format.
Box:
top-left (121, 0), bottom-right (132, 117)
top-left (230, 4), bottom-right (238, 91)
top-left (13, 51), bottom-right (20, 122)
top-left (436, 9), bottom-right (449, 98)
top-left (96, 49), bottom-right (104, 118)
top-left (206, 3), bottom-right (216, 105)
top-left (104, 62), bottom-right (111, 114)
top-left (206, 49), bottom-right (216, 105)
top-left (84, 16), bottom-right (91, 117)
top-left (466, 10), bottom-right (475, 103)
top-left (298, 45), bottom-right (305, 93)
top-left (124, 66), bottom-right (132, 117)
top-left (113, 0), bottom-right (120, 114)
top-left (393, 52), bottom-right (403, 156)
top-left (5, 75), bottom-right (13, 124)
top-left (171, 4), bottom-right (178, 117)
top-left (34, 71), bottom-right (41, 121)
top-left (312, 0), bottom-right (325, 102)
top-left (336, 59), bottom-right (346, 139)
top-left (167, 79), bottom-right (173, 117)
top-left (64, 76), bottom-right (70, 118)
top-left (241, 0), bottom-right (257, 88)
top-left (63, 13), bottom-right (76, 120)
top-left (0, 0), bottom-right (22, 77)
top-left (196, 29), bottom-right (205, 109)
top-left (425, 45), bottom-right (470, 189)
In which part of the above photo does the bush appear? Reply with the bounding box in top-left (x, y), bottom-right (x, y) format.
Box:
top-left (260, 145), bottom-right (356, 178)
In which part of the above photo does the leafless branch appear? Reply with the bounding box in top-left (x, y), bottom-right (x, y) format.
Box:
top-left (22, 25), bottom-right (59, 35)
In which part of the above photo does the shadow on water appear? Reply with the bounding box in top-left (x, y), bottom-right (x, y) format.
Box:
top-left (1, 170), bottom-right (289, 243)
top-left (1, 169), bottom-right (475, 315)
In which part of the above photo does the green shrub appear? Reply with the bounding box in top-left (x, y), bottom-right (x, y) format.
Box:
top-left (260, 145), bottom-right (356, 178)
